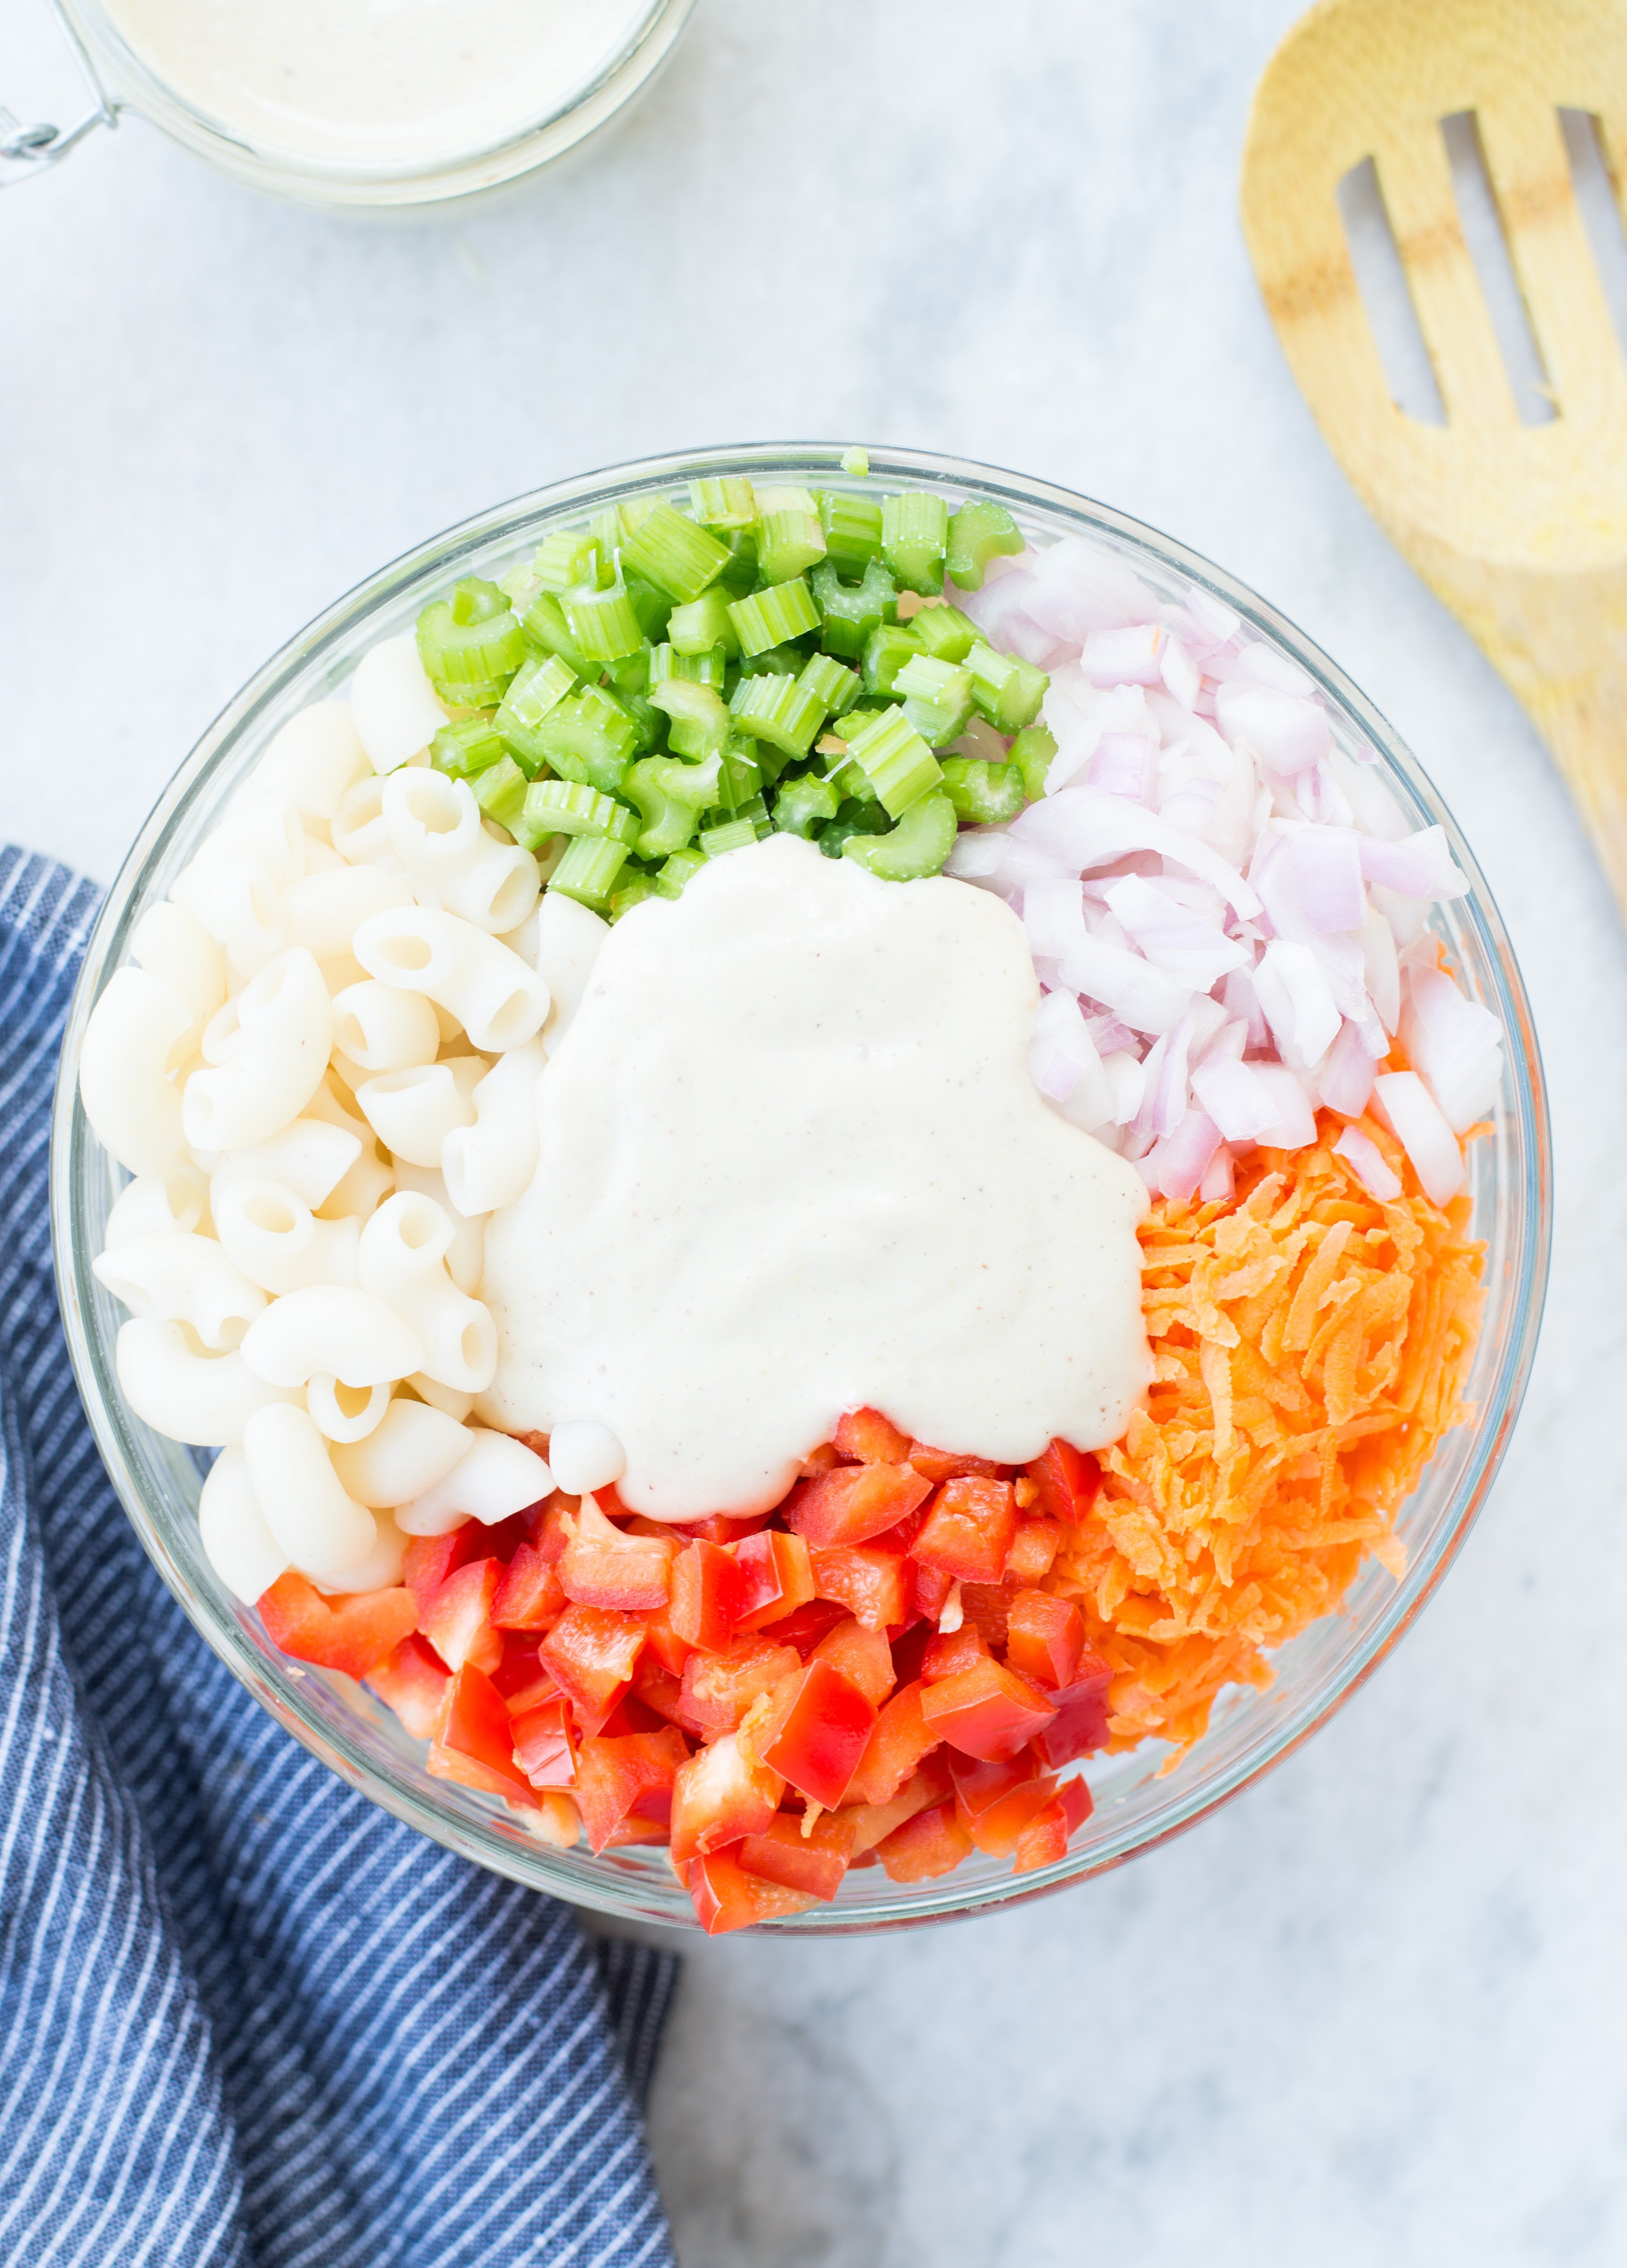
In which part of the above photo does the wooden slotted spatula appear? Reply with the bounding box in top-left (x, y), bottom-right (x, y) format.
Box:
top-left (1241, 0), bottom-right (1627, 912)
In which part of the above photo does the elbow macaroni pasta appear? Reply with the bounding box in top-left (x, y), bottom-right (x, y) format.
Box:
top-left (212, 1176), bottom-right (361, 1295)
top-left (199, 1448), bottom-right (291, 1605)
top-left (116, 1318), bottom-right (300, 1446)
top-left (353, 1059), bottom-right (479, 1167)
top-left (353, 906), bottom-right (551, 1052)
top-left (330, 1395), bottom-right (472, 1507)
top-left (242, 1403), bottom-right (378, 1580)
top-left (440, 1039), bottom-right (544, 1217)
top-left (350, 634), bottom-right (446, 774)
top-left (382, 770), bottom-right (539, 935)
top-left (80, 968), bottom-right (194, 1178)
top-left (249, 702), bottom-right (371, 820)
top-left (183, 947), bottom-right (333, 1152)
top-left (92, 1230), bottom-right (266, 1351)
top-left (357, 1191), bottom-right (497, 1393)
top-left (240, 1284), bottom-right (424, 1389)
top-left (397, 1428), bottom-right (553, 1536)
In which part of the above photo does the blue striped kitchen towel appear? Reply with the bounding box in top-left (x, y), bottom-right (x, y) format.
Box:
top-left (0, 847), bottom-right (680, 2268)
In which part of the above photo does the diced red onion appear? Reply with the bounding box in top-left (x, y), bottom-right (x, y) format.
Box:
top-left (1150, 1109), bottom-right (1222, 1204)
top-left (1214, 681), bottom-right (1331, 776)
top-left (1252, 826), bottom-right (1367, 939)
top-left (1160, 635), bottom-right (1202, 710)
top-left (1102, 1050), bottom-right (1146, 1126)
top-left (1398, 964), bottom-right (1502, 1133)
top-left (1250, 1063), bottom-right (1319, 1151)
top-left (1104, 874), bottom-right (1249, 990)
top-left (1021, 538), bottom-right (1158, 640)
top-left (1357, 825), bottom-right (1468, 901)
top-left (1333, 1124), bottom-right (1402, 1203)
top-left (1011, 786), bottom-right (1262, 920)
top-left (1086, 733), bottom-right (1158, 803)
top-left (1370, 1071), bottom-right (1464, 1204)
top-left (1317, 1018), bottom-right (1377, 1117)
top-left (1064, 933), bottom-right (1192, 1037)
top-left (1361, 906), bottom-right (1401, 1032)
top-left (1080, 625), bottom-right (1167, 687)
top-left (1199, 1142), bottom-right (1235, 1203)
top-left (1253, 939), bottom-right (1342, 1065)
top-left (1190, 1053), bottom-right (1283, 1142)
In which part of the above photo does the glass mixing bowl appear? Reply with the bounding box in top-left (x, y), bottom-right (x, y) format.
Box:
top-left (8, 0), bottom-right (695, 211)
top-left (50, 444), bottom-right (1552, 1933)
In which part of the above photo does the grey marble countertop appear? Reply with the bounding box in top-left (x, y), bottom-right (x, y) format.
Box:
top-left (6, 2), bottom-right (1625, 2260)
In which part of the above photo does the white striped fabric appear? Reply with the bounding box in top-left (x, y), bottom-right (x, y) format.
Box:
top-left (0, 848), bottom-right (679, 2268)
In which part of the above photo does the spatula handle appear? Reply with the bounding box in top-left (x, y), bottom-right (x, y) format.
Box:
top-left (1525, 671), bottom-right (1627, 919)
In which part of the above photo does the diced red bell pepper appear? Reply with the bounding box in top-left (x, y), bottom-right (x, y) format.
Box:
top-left (919, 1656), bottom-right (1057, 1762)
top-left (419, 1558), bottom-right (504, 1675)
top-left (907, 1439), bottom-right (1003, 1484)
top-left (908, 1560), bottom-right (956, 1625)
top-left (679, 1635), bottom-right (802, 1737)
top-left (575, 1727), bottom-right (690, 1854)
top-left (784, 1461), bottom-right (932, 1550)
top-left (1005, 1589), bottom-right (1086, 1690)
top-left (876, 1797), bottom-right (974, 1883)
top-left (730, 1529), bottom-right (816, 1633)
top-left (845, 1678), bottom-right (939, 1806)
top-left (669, 1731), bottom-right (785, 1864)
top-left (738, 1809), bottom-right (856, 1902)
top-left (493, 1631), bottom-right (559, 1713)
top-left (559, 1502), bottom-right (675, 1614)
top-left (921, 1623), bottom-right (988, 1682)
top-left (948, 1753), bottom-right (1059, 1857)
top-left (539, 1603), bottom-right (647, 1734)
top-left (670, 1540), bottom-right (742, 1652)
top-left (838, 1753), bottom-right (954, 1857)
top-left (765, 1598), bottom-right (850, 1658)
top-left (959, 1581), bottom-right (1013, 1653)
top-left (403, 1528), bottom-right (488, 1614)
top-left (490, 1540), bottom-right (566, 1632)
top-left (810, 1617), bottom-right (895, 1709)
top-left (833, 1407), bottom-right (913, 1463)
top-left (1004, 1516), bottom-right (1063, 1584)
top-left (365, 1633), bottom-right (450, 1740)
top-left (428, 1662), bottom-right (537, 1805)
top-left (631, 1655), bottom-right (693, 1728)
top-left (670, 1511), bottom-right (773, 1545)
top-left (685, 1845), bottom-right (821, 1933)
top-left (910, 1476), bottom-right (1017, 1585)
top-left (1029, 1651), bottom-right (1114, 1766)
top-left (760, 1659), bottom-right (877, 1809)
top-left (1012, 1774), bottom-right (1094, 1872)
top-left (810, 1543), bottom-right (908, 1634)
top-left (530, 1500), bottom-right (577, 1565)
top-left (511, 1693), bottom-right (577, 1789)
top-left (636, 1604), bottom-right (692, 1679)
top-left (1025, 1439), bottom-right (1100, 1525)
top-left (260, 1573), bottom-right (419, 1682)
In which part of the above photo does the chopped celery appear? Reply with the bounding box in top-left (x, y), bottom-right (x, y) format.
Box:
top-left (862, 621), bottom-right (923, 696)
top-left (654, 846), bottom-right (707, 897)
top-left (494, 651), bottom-right (578, 773)
top-left (1010, 723), bottom-right (1058, 801)
top-left (621, 498), bottom-right (732, 602)
top-left (680, 645), bottom-right (728, 690)
top-left (843, 705), bottom-right (943, 818)
top-left (812, 557), bottom-right (897, 659)
top-left (416, 580), bottom-right (526, 692)
top-left (520, 590), bottom-right (592, 679)
top-left (562, 576), bottom-right (644, 663)
top-left (650, 676), bottom-right (730, 761)
top-left (623, 573), bottom-right (672, 644)
top-left (715, 740), bottom-right (764, 810)
top-left (532, 684), bottom-right (640, 795)
top-left (550, 832), bottom-right (629, 910)
top-left (816, 803), bottom-right (891, 858)
top-left (699, 815), bottom-right (760, 858)
top-left (909, 603), bottom-right (978, 664)
top-left (824, 753), bottom-right (881, 804)
top-left (729, 671), bottom-right (822, 758)
top-left (818, 491), bottom-right (883, 577)
top-left (840, 446), bottom-right (870, 477)
top-left (939, 756), bottom-right (1025, 825)
top-left (736, 638), bottom-right (810, 678)
top-left (623, 751), bottom-right (722, 859)
top-left (755, 503), bottom-right (826, 586)
top-left (609, 871), bottom-right (660, 921)
top-left (605, 647), bottom-right (651, 698)
top-left (965, 641), bottom-right (1049, 732)
top-left (516, 779), bottom-right (639, 850)
top-left (895, 653), bottom-right (975, 748)
top-left (590, 498), bottom-right (656, 556)
top-left (667, 589), bottom-right (739, 658)
top-left (881, 492), bottom-right (949, 594)
top-left (534, 530), bottom-right (600, 593)
top-left (688, 476), bottom-right (757, 528)
top-left (729, 575), bottom-right (821, 657)
top-left (796, 650), bottom-right (860, 720)
top-left (716, 528), bottom-right (760, 594)
top-left (772, 772), bottom-right (840, 837)
top-left (472, 756), bottom-right (531, 832)
top-left (432, 716), bottom-right (505, 778)
top-left (946, 500), bottom-right (1025, 591)
top-left (842, 789), bottom-right (957, 880)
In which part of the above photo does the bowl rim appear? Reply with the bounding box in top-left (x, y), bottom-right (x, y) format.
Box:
top-left (50, 440), bottom-right (1554, 1933)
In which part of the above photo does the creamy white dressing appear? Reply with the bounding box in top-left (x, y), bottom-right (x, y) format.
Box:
top-left (102, 0), bottom-right (651, 167)
top-left (477, 836), bottom-right (1152, 1520)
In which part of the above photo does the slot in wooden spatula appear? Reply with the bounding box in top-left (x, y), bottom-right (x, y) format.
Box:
top-left (1241, 0), bottom-right (1627, 913)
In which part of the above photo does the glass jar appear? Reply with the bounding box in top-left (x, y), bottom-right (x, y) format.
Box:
top-left (51, 444), bottom-right (1553, 1932)
top-left (3, 0), bottom-right (695, 211)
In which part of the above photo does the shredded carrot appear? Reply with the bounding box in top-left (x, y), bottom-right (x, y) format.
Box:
top-left (1048, 1111), bottom-right (1485, 1760)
